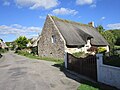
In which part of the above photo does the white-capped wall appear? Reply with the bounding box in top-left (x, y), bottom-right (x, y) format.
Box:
top-left (96, 54), bottom-right (120, 89)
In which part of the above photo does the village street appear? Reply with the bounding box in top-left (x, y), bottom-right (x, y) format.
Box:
top-left (0, 52), bottom-right (79, 90)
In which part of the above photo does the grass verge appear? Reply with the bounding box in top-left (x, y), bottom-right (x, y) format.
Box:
top-left (16, 50), bottom-right (64, 64)
top-left (77, 81), bottom-right (99, 90)
top-left (0, 49), bottom-right (8, 53)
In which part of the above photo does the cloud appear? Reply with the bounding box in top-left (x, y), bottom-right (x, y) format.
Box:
top-left (76, 0), bottom-right (94, 5)
top-left (52, 8), bottom-right (78, 15)
top-left (3, 1), bottom-right (10, 6)
top-left (90, 4), bottom-right (96, 8)
top-left (100, 17), bottom-right (106, 20)
top-left (0, 24), bottom-right (41, 38)
top-left (39, 16), bottom-right (46, 19)
top-left (14, 0), bottom-right (59, 10)
top-left (78, 16), bottom-right (82, 18)
top-left (107, 23), bottom-right (120, 29)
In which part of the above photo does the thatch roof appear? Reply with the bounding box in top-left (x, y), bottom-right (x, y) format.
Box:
top-left (51, 16), bottom-right (109, 46)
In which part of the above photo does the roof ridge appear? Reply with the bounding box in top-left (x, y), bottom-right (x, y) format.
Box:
top-left (51, 16), bottom-right (92, 27)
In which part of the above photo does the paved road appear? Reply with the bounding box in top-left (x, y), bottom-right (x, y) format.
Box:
top-left (0, 52), bottom-right (79, 90)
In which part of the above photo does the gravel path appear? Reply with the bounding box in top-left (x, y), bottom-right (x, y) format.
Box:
top-left (0, 52), bottom-right (79, 90)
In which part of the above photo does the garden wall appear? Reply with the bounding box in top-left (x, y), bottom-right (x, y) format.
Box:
top-left (96, 54), bottom-right (120, 89)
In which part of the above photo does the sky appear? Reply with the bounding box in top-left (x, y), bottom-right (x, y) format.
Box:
top-left (0, 0), bottom-right (120, 42)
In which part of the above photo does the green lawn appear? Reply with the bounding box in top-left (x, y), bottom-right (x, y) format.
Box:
top-left (78, 84), bottom-right (99, 90)
top-left (77, 80), bottom-right (116, 90)
top-left (77, 81), bottom-right (99, 90)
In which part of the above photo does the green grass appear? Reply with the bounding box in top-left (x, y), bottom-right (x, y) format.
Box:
top-left (77, 81), bottom-right (99, 90)
top-left (16, 50), bottom-right (64, 64)
top-left (0, 49), bottom-right (8, 53)
top-left (77, 84), bottom-right (99, 90)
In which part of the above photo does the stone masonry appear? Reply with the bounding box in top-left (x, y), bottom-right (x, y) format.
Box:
top-left (38, 15), bottom-right (65, 59)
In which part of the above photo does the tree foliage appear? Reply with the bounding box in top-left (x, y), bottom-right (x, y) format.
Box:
top-left (6, 42), bottom-right (10, 47)
top-left (15, 36), bottom-right (29, 49)
top-left (103, 30), bottom-right (116, 45)
top-left (96, 25), bottom-right (120, 55)
top-left (0, 39), bottom-right (3, 42)
top-left (109, 30), bottom-right (120, 45)
top-left (96, 25), bottom-right (116, 46)
top-left (96, 25), bottom-right (105, 35)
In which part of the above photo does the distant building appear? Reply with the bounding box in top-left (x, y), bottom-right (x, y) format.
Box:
top-left (0, 39), bottom-right (8, 49)
top-left (32, 36), bottom-right (41, 47)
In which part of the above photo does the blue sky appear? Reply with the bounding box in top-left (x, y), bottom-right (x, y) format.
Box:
top-left (0, 0), bottom-right (120, 42)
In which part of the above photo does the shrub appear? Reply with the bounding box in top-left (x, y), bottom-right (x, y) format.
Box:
top-left (0, 48), bottom-right (8, 53)
top-left (104, 55), bottom-right (120, 67)
top-left (97, 47), bottom-right (106, 53)
top-left (16, 50), bottom-right (63, 63)
top-left (31, 46), bottom-right (38, 55)
top-left (16, 50), bottom-right (31, 56)
top-left (72, 51), bottom-right (86, 58)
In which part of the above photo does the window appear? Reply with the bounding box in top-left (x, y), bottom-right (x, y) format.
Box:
top-left (51, 35), bottom-right (56, 43)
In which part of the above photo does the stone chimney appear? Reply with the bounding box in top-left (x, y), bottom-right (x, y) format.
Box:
top-left (88, 22), bottom-right (94, 27)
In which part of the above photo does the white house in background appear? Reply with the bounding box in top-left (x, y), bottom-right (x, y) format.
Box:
top-left (32, 36), bottom-right (41, 47)
top-left (0, 39), bottom-right (8, 49)
top-left (26, 42), bottom-right (32, 47)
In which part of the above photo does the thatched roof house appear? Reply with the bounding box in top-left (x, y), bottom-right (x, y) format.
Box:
top-left (52, 16), bottom-right (109, 46)
top-left (38, 15), bottom-right (109, 58)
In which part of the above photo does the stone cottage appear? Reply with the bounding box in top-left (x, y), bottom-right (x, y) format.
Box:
top-left (38, 15), bottom-right (109, 59)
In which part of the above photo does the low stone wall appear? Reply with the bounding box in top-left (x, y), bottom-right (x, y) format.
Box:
top-left (96, 54), bottom-right (120, 89)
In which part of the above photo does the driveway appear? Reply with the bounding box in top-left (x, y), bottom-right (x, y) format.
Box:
top-left (0, 52), bottom-right (79, 90)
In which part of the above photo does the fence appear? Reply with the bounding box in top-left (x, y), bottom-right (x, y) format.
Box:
top-left (64, 53), bottom-right (120, 89)
top-left (65, 53), bottom-right (97, 81)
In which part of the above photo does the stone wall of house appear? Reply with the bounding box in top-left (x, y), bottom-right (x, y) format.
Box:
top-left (38, 15), bottom-right (65, 59)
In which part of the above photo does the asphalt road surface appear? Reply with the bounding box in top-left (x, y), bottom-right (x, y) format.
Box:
top-left (0, 52), bottom-right (79, 90)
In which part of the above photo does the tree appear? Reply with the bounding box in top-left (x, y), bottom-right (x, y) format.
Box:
top-left (116, 38), bottom-right (120, 45)
top-left (103, 31), bottom-right (115, 45)
top-left (0, 39), bottom-right (3, 42)
top-left (109, 29), bottom-right (120, 46)
top-left (96, 25), bottom-right (117, 54)
top-left (96, 25), bottom-right (115, 45)
top-left (15, 36), bottom-right (29, 49)
top-left (6, 42), bottom-right (10, 47)
top-left (96, 25), bottom-right (105, 35)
